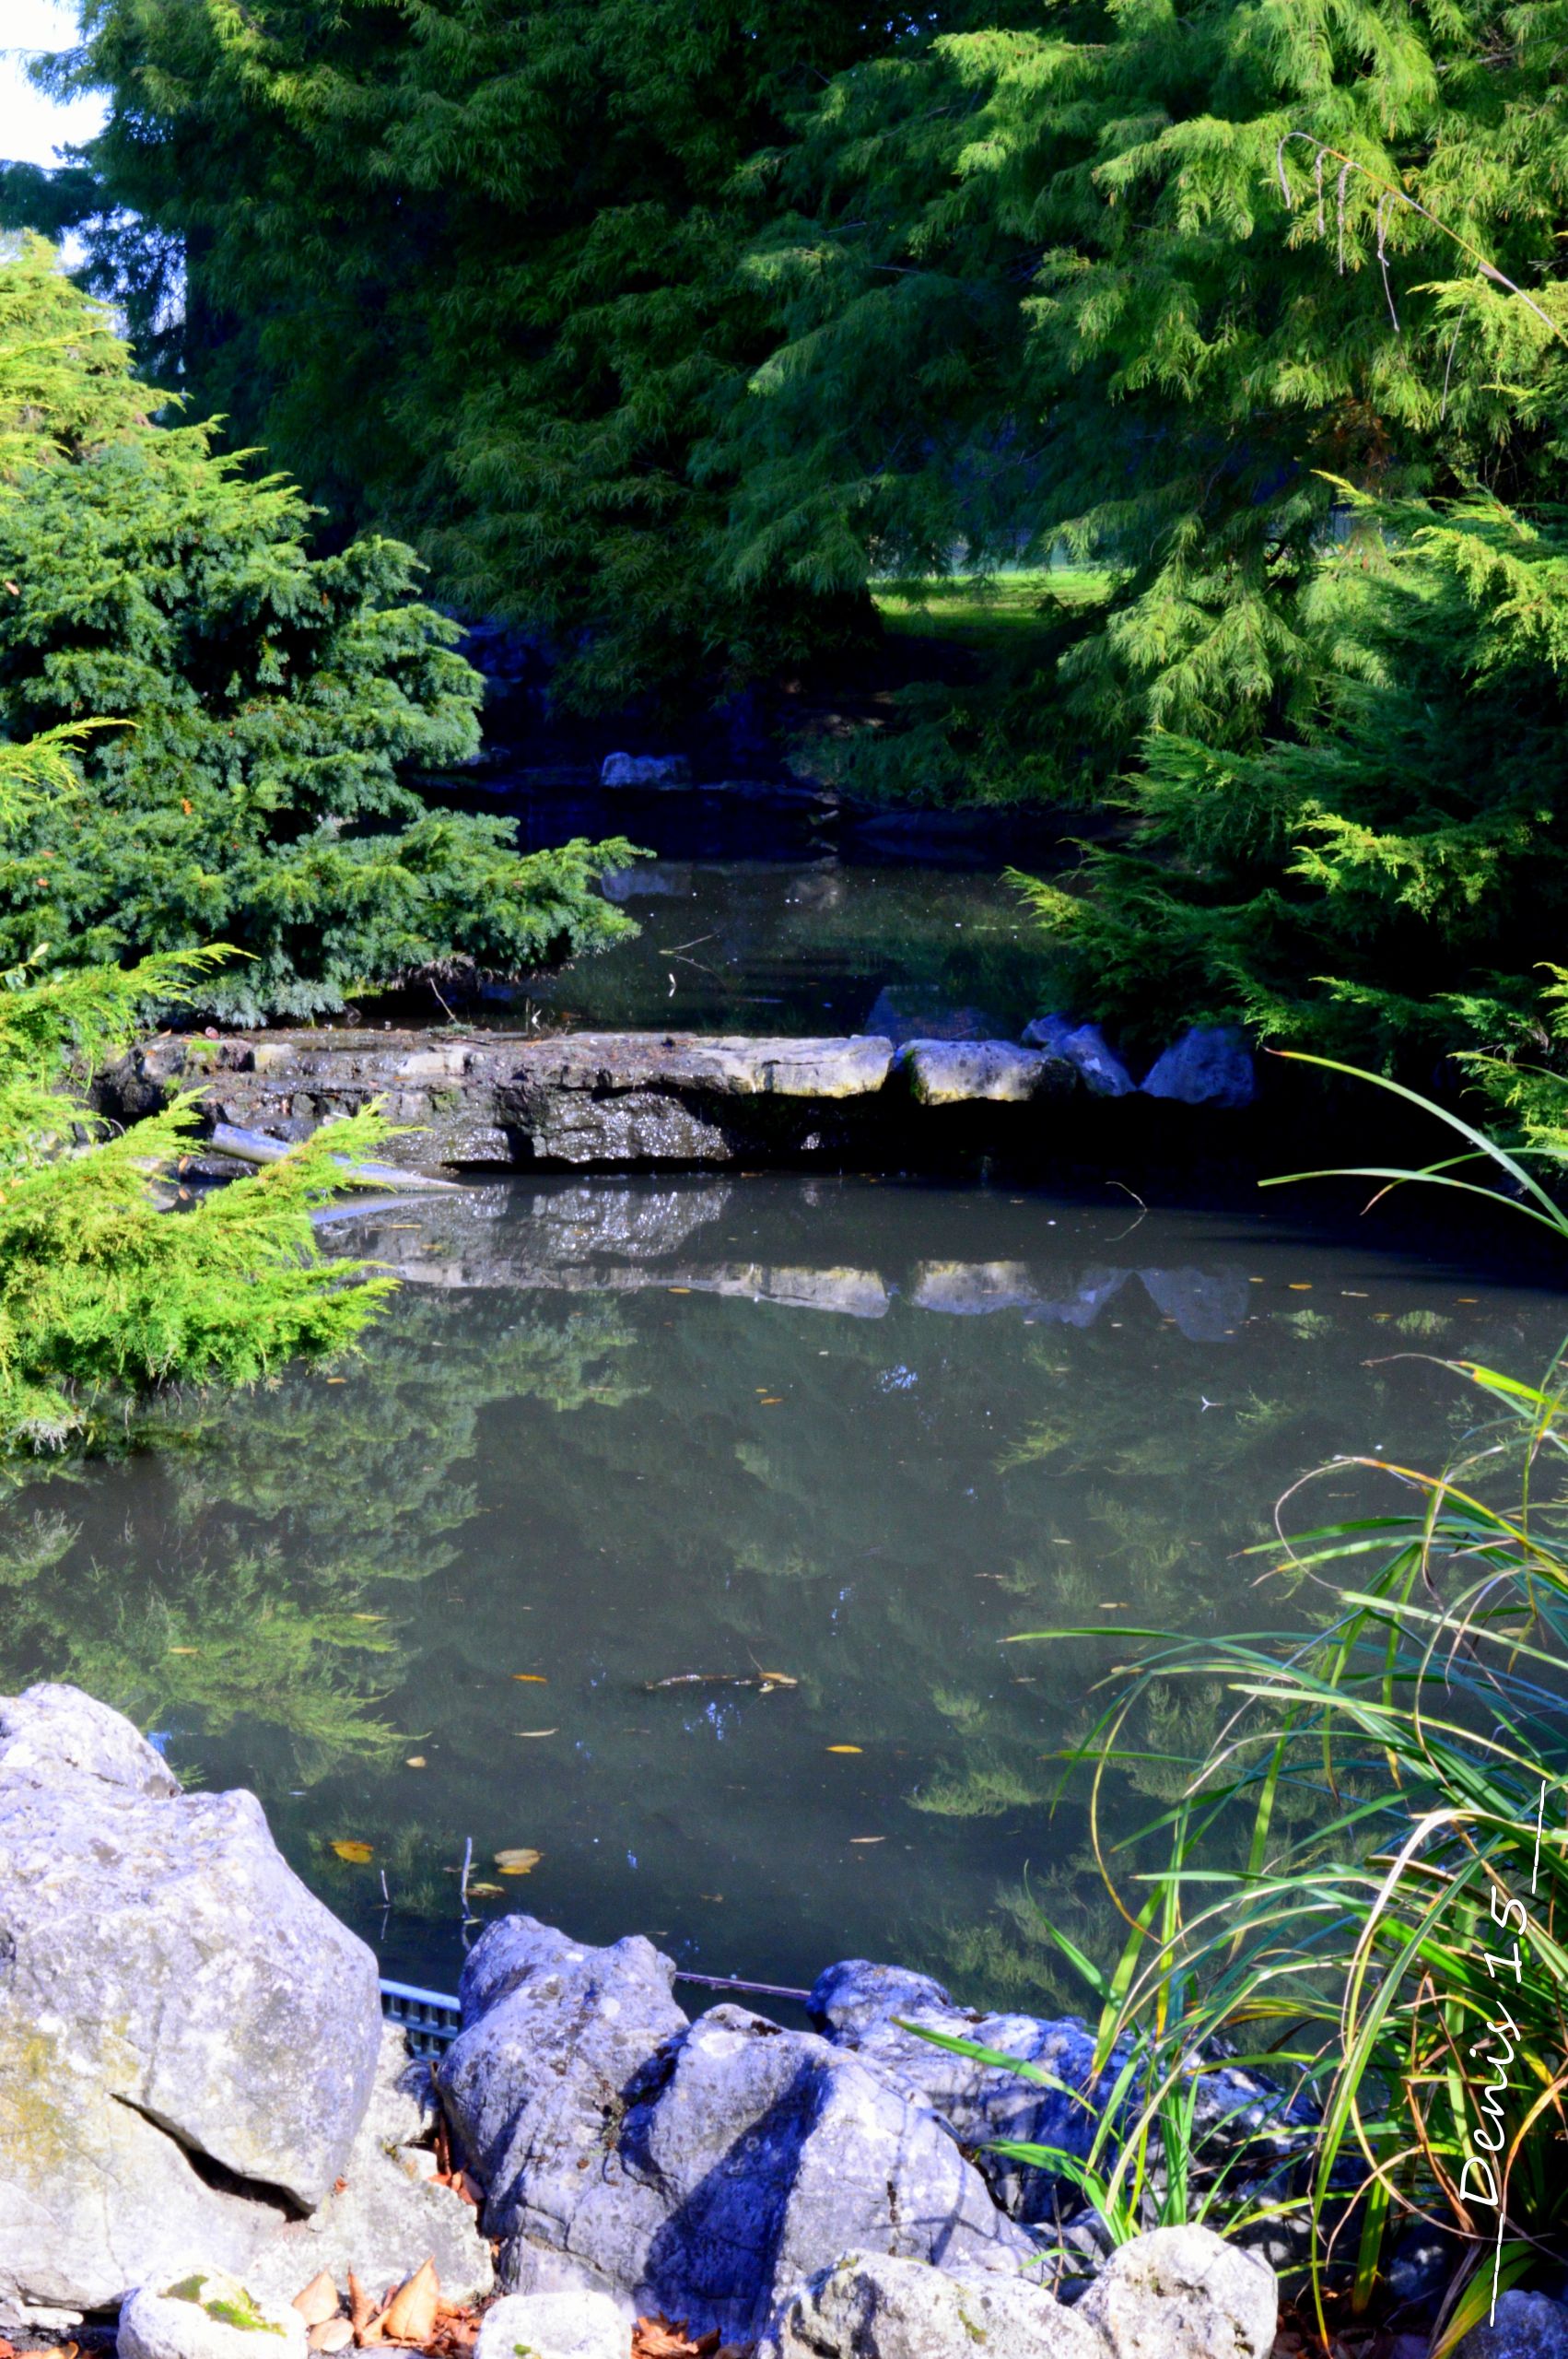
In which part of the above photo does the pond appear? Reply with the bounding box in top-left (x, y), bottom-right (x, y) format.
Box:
top-left (453, 774), bottom-right (1064, 1037)
top-left (6, 1168), bottom-right (1563, 2017)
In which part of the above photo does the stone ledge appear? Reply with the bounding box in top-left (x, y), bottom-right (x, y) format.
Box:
top-left (103, 1027), bottom-right (1090, 1170)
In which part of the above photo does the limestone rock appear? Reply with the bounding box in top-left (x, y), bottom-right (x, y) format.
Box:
top-left (910, 1262), bottom-right (1037, 1316)
top-left (438, 1915), bottom-right (689, 2237)
top-left (757, 2251), bottom-right (1106, 2359)
top-left (246, 2028), bottom-right (492, 2309)
top-left (1141, 1027), bottom-right (1256, 1110)
top-left (474, 2290), bottom-right (627, 2359)
top-left (440, 1919), bottom-right (1033, 2342)
top-left (1022, 1018), bottom-right (1138, 1098)
top-left (897, 1040), bottom-right (1067, 1106)
top-left (501, 1032), bottom-right (894, 1101)
top-left (118, 2272), bottom-right (308, 2359)
top-left (1078, 2226), bottom-right (1277, 2359)
top-left (0, 1682), bottom-right (381, 2308)
top-left (496, 2241), bottom-right (636, 2323)
top-left (809, 1959), bottom-right (1121, 2224)
top-left (1456, 2288), bottom-right (1568, 2359)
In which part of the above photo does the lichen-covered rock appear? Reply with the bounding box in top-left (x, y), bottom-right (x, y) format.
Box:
top-left (474, 2290), bottom-right (627, 2359)
top-left (1455, 2288), bottom-right (1568, 2359)
top-left (809, 1960), bottom-right (1121, 2225)
top-left (117, 2272), bottom-right (308, 2359)
top-left (756, 2251), bottom-right (1106, 2359)
top-left (0, 1684), bottom-right (381, 2307)
top-left (1078, 2227), bottom-right (1276, 2359)
top-left (1141, 1028), bottom-right (1256, 1110)
top-left (246, 2028), bottom-right (492, 2308)
top-left (897, 1040), bottom-right (1066, 1106)
top-left (441, 1919), bottom-right (1033, 2343)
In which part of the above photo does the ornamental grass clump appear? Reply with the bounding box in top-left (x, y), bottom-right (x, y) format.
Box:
top-left (972, 1344), bottom-right (1568, 2353)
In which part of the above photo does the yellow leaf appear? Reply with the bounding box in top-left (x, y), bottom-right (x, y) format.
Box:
top-left (515, 1729), bottom-right (558, 1739)
top-left (512, 1673), bottom-right (547, 1683)
top-left (467, 1881), bottom-right (505, 1898)
top-left (826, 1744), bottom-right (863, 1755)
top-left (168, 1646), bottom-right (198, 1656)
top-left (494, 1847), bottom-right (542, 1874)
top-left (404, 1755), bottom-right (427, 1768)
top-left (331, 1839), bottom-right (374, 1863)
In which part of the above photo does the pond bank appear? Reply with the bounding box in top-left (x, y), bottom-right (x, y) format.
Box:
top-left (1, 1681), bottom-right (1285, 2359)
top-left (104, 1025), bottom-right (1258, 1174)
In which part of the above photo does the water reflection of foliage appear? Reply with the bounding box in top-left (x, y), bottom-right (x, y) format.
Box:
top-left (0, 1297), bottom-right (643, 1785)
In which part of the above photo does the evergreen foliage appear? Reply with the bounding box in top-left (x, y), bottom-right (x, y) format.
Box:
top-left (725, 0), bottom-right (1568, 768)
top-left (37, 0), bottom-right (906, 712)
top-left (0, 235), bottom-right (637, 1021)
top-left (1013, 490), bottom-right (1568, 1068)
top-left (0, 726), bottom-right (393, 1452)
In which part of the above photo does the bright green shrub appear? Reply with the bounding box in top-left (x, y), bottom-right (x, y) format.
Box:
top-left (0, 727), bottom-right (394, 1450)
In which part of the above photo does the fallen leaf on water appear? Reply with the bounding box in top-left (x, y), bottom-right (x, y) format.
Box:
top-left (698, 1892), bottom-right (724, 1902)
top-left (667, 1286), bottom-right (691, 1295)
top-left (1287, 1283), bottom-right (1312, 1292)
top-left (494, 1847), bottom-right (543, 1874)
top-left (292, 2272), bottom-right (339, 2326)
top-left (515, 1729), bottom-right (558, 1739)
top-left (849, 1837), bottom-right (884, 1845)
top-left (466, 1881), bottom-right (505, 1898)
top-left (826, 1744), bottom-right (862, 1755)
top-left (331, 1839), bottom-right (374, 1863)
top-left (380, 2259), bottom-right (439, 2346)
top-left (511, 1673), bottom-right (548, 1684)
top-left (326, 1377), bottom-right (347, 1384)
top-left (168, 1646), bottom-right (198, 1656)
top-left (758, 1397), bottom-right (783, 1406)
top-left (404, 1755), bottom-right (427, 1768)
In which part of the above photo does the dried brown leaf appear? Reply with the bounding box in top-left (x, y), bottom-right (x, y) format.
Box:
top-left (380, 2259), bottom-right (439, 2345)
top-left (310, 2324), bottom-right (356, 2353)
top-left (293, 2271), bottom-right (340, 2327)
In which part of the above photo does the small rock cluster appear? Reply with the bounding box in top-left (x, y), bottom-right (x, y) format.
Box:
top-left (5, 1683), bottom-right (1560, 2359)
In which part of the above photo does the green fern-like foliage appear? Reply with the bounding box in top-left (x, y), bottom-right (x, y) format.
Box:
top-left (1017, 489), bottom-right (1568, 1065)
top-left (0, 730), bottom-right (394, 1451)
top-left (0, 236), bottom-right (637, 1020)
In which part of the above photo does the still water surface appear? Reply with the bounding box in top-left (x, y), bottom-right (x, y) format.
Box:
top-left (7, 1174), bottom-right (1563, 2010)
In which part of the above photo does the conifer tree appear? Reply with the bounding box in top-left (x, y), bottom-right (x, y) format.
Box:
top-left (0, 235), bottom-right (636, 1020)
top-left (1012, 488), bottom-right (1568, 1077)
top-left (41, 0), bottom-right (896, 712)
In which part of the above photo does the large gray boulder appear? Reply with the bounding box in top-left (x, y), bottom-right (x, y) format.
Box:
top-left (896, 1040), bottom-right (1067, 1106)
top-left (1078, 2227), bottom-right (1276, 2359)
top-left (810, 1960), bottom-right (1122, 2224)
top-left (439, 1920), bottom-right (1035, 2342)
top-left (438, 1915), bottom-right (691, 2236)
top-left (0, 1684), bottom-right (382, 2308)
top-left (756, 2250), bottom-right (1106, 2359)
top-left (1141, 1027), bottom-right (1256, 1110)
top-left (1022, 1018), bottom-right (1138, 1099)
top-left (246, 2026), bottom-right (493, 2307)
